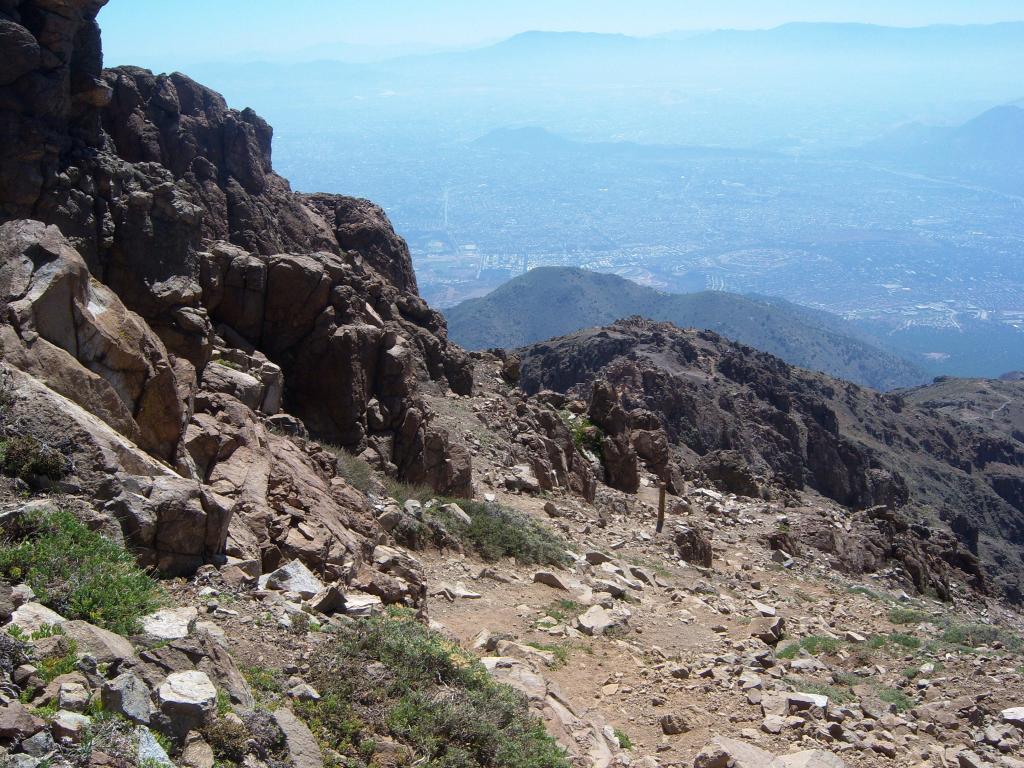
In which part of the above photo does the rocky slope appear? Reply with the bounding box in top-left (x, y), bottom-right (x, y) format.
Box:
top-left (0, 0), bottom-right (480, 575)
top-left (1, 4), bottom-right (1023, 768)
top-left (515, 318), bottom-right (1024, 601)
top-left (444, 267), bottom-right (928, 391)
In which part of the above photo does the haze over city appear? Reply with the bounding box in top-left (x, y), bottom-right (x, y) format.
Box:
top-left (100, 2), bottom-right (1024, 378)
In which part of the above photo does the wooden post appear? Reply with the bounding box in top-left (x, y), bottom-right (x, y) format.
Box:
top-left (656, 483), bottom-right (666, 534)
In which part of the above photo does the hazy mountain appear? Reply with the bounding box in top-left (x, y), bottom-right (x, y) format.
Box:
top-left (444, 267), bottom-right (929, 391)
top-left (856, 104), bottom-right (1024, 194)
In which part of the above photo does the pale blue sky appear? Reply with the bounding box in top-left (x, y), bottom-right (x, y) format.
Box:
top-left (100, 0), bottom-right (1024, 67)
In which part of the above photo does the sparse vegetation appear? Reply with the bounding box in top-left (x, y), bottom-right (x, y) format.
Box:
top-left (525, 641), bottom-right (570, 668)
top-left (0, 508), bottom-right (163, 635)
top-left (35, 629), bottom-right (78, 683)
top-left (776, 634), bottom-right (842, 659)
top-left (560, 413), bottom-right (604, 458)
top-left (877, 686), bottom-right (915, 712)
top-left (941, 622), bottom-right (1024, 652)
top-left (0, 435), bottom-right (66, 484)
top-left (243, 664), bottom-right (284, 708)
top-left (612, 728), bottom-right (632, 750)
top-left (888, 607), bottom-right (931, 625)
top-left (539, 599), bottom-right (583, 624)
top-left (784, 678), bottom-right (855, 705)
top-left (422, 500), bottom-right (571, 566)
top-left (385, 478), bottom-right (436, 506)
top-left (301, 610), bottom-right (569, 768)
top-left (326, 445), bottom-right (374, 493)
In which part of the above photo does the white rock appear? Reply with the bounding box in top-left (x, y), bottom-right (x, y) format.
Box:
top-left (9, 603), bottom-right (65, 635)
top-left (344, 593), bottom-right (383, 617)
top-left (141, 607), bottom-right (198, 641)
top-left (157, 670), bottom-right (217, 734)
top-left (1003, 707), bottom-right (1024, 727)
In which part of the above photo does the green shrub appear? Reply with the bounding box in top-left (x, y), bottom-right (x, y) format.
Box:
top-left (302, 610), bottom-right (569, 768)
top-left (426, 500), bottom-right (569, 567)
top-left (386, 479), bottom-right (436, 506)
top-left (560, 413), bottom-right (603, 458)
top-left (0, 436), bottom-right (66, 483)
top-left (612, 728), bottom-right (632, 750)
top-left (777, 634), bottom-right (841, 659)
top-left (877, 686), bottom-right (915, 712)
top-left (326, 445), bottom-right (374, 493)
top-left (0, 508), bottom-right (162, 635)
top-left (941, 622), bottom-right (1023, 652)
top-left (888, 607), bottom-right (930, 625)
top-left (203, 717), bottom-right (250, 763)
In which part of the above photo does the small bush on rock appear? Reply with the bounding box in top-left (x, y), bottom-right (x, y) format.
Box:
top-left (0, 508), bottom-right (162, 635)
top-left (0, 435), bottom-right (66, 483)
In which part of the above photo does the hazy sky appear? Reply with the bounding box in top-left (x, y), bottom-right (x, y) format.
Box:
top-left (100, 0), bottom-right (1024, 66)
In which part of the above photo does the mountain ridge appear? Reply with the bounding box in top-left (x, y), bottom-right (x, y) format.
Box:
top-left (445, 266), bottom-right (929, 391)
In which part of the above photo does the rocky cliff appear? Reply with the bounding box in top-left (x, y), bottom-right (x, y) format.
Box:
top-left (0, 0), bottom-right (472, 581)
top-left (517, 317), bottom-right (1024, 600)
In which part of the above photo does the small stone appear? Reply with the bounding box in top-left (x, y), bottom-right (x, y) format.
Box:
top-left (181, 734), bottom-right (215, 768)
top-left (57, 681), bottom-right (90, 712)
top-left (288, 683), bottom-right (321, 702)
top-left (659, 713), bottom-right (690, 735)
top-left (51, 710), bottom-right (90, 743)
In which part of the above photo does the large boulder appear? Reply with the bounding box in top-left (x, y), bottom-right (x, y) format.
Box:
top-left (0, 221), bottom-right (184, 460)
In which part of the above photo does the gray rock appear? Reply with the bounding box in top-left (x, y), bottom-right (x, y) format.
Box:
top-left (265, 560), bottom-right (324, 599)
top-left (136, 726), bottom-right (174, 767)
top-left (694, 736), bottom-right (776, 768)
top-left (20, 729), bottom-right (55, 758)
top-left (659, 713), bottom-right (690, 735)
top-left (50, 710), bottom-right (90, 744)
top-left (769, 750), bottom-right (848, 768)
top-left (273, 708), bottom-right (324, 768)
top-left (103, 672), bottom-right (154, 724)
top-left (62, 620), bottom-right (137, 665)
top-left (575, 604), bottom-right (629, 636)
top-left (344, 592), bottom-right (383, 617)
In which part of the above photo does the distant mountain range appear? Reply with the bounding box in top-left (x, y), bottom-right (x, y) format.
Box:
top-left (855, 103), bottom-right (1024, 195)
top-left (444, 267), bottom-right (929, 391)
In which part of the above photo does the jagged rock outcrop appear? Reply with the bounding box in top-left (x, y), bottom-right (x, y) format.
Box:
top-left (519, 317), bottom-right (1024, 599)
top-left (0, 0), bottom-right (473, 499)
